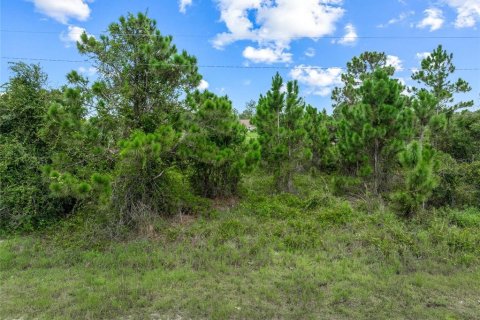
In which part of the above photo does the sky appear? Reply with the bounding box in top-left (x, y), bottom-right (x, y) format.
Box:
top-left (1, 0), bottom-right (479, 113)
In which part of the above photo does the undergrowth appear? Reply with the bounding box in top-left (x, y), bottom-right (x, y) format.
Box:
top-left (1, 173), bottom-right (479, 319)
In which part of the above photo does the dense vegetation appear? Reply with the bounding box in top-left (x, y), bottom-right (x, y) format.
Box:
top-left (1, 12), bottom-right (479, 319)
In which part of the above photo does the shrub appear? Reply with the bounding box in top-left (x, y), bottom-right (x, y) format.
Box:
top-left (112, 127), bottom-right (207, 228)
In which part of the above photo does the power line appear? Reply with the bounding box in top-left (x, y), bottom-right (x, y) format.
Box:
top-left (2, 56), bottom-right (480, 72)
top-left (1, 29), bottom-right (480, 40)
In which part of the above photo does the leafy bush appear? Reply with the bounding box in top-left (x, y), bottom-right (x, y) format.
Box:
top-left (431, 154), bottom-right (480, 208)
top-left (0, 140), bottom-right (73, 231)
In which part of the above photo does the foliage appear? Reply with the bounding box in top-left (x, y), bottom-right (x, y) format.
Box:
top-left (430, 153), bottom-right (480, 208)
top-left (393, 141), bottom-right (438, 215)
top-left (77, 12), bottom-right (201, 132)
top-left (0, 63), bottom-right (70, 231)
top-left (412, 45), bottom-right (473, 117)
top-left (182, 91), bottom-right (260, 198)
top-left (440, 110), bottom-right (480, 162)
top-left (253, 73), bottom-right (310, 192)
top-left (112, 127), bottom-right (185, 224)
top-left (1, 173), bottom-right (480, 319)
top-left (1, 14), bottom-right (479, 235)
top-left (304, 105), bottom-right (335, 171)
top-left (332, 51), bottom-right (395, 113)
top-left (411, 45), bottom-right (473, 152)
top-left (336, 69), bottom-right (412, 193)
top-left (411, 89), bottom-right (446, 143)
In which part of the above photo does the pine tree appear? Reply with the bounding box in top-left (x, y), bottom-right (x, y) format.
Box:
top-left (77, 12), bottom-right (202, 133)
top-left (412, 45), bottom-right (473, 118)
top-left (337, 69), bottom-right (413, 193)
top-left (254, 73), bottom-right (309, 192)
top-left (182, 91), bottom-right (260, 198)
top-left (332, 51), bottom-right (395, 113)
top-left (411, 89), bottom-right (446, 144)
top-left (393, 141), bottom-right (438, 215)
top-left (412, 45), bottom-right (473, 153)
top-left (304, 105), bottom-right (333, 171)
top-left (41, 72), bottom-right (113, 205)
top-left (113, 126), bottom-right (182, 222)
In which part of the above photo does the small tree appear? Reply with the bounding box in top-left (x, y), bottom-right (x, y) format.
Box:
top-left (183, 91), bottom-right (260, 198)
top-left (304, 105), bottom-right (333, 171)
top-left (337, 69), bottom-right (413, 193)
top-left (393, 141), bottom-right (438, 215)
top-left (254, 73), bottom-right (309, 192)
top-left (113, 126), bottom-right (183, 223)
top-left (411, 89), bottom-right (446, 144)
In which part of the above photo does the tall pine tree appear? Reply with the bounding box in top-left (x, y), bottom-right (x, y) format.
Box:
top-left (254, 73), bottom-right (309, 192)
top-left (337, 69), bottom-right (413, 194)
top-left (77, 12), bottom-right (202, 133)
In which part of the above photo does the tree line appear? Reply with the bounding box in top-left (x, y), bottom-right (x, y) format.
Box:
top-left (1, 12), bottom-right (479, 232)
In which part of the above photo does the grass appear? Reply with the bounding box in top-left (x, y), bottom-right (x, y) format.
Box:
top-left (1, 173), bottom-right (480, 319)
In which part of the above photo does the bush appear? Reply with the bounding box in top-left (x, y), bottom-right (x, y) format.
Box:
top-left (0, 140), bottom-right (73, 232)
top-left (431, 153), bottom-right (480, 208)
top-left (447, 207), bottom-right (480, 228)
top-left (112, 127), bottom-right (208, 229)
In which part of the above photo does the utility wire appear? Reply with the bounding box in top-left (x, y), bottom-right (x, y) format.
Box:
top-left (1, 29), bottom-right (480, 39)
top-left (2, 56), bottom-right (480, 71)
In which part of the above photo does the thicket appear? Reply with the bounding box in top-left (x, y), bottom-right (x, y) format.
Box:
top-left (1, 12), bottom-right (479, 233)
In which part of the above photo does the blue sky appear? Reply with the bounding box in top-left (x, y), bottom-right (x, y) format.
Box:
top-left (1, 0), bottom-right (479, 113)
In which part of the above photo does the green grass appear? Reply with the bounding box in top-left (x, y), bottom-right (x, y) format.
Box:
top-left (1, 174), bottom-right (480, 319)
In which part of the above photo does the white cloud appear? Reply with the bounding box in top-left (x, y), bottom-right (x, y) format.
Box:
top-left (444, 0), bottom-right (480, 28)
top-left (377, 10), bottom-right (415, 28)
top-left (212, 0), bottom-right (344, 63)
top-left (304, 48), bottom-right (316, 58)
top-left (417, 8), bottom-right (444, 31)
top-left (242, 46), bottom-right (292, 63)
top-left (197, 79), bottom-right (209, 90)
top-left (179, 0), bottom-right (193, 13)
top-left (415, 52), bottom-right (431, 60)
top-left (31, 0), bottom-right (92, 24)
top-left (60, 25), bottom-right (90, 46)
top-left (290, 65), bottom-right (343, 97)
top-left (386, 55), bottom-right (404, 72)
top-left (334, 23), bottom-right (357, 46)
top-left (78, 66), bottom-right (97, 76)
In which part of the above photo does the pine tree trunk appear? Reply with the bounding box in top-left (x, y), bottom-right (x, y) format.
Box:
top-left (374, 138), bottom-right (379, 194)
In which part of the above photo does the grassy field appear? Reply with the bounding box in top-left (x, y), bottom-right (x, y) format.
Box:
top-left (1, 174), bottom-right (480, 319)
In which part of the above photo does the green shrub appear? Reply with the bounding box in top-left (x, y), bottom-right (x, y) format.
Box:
top-left (431, 154), bottom-right (480, 208)
top-left (112, 128), bottom-right (208, 228)
top-left (331, 175), bottom-right (363, 196)
top-left (447, 208), bottom-right (480, 228)
top-left (0, 140), bottom-right (73, 231)
top-left (316, 200), bottom-right (353, 225)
